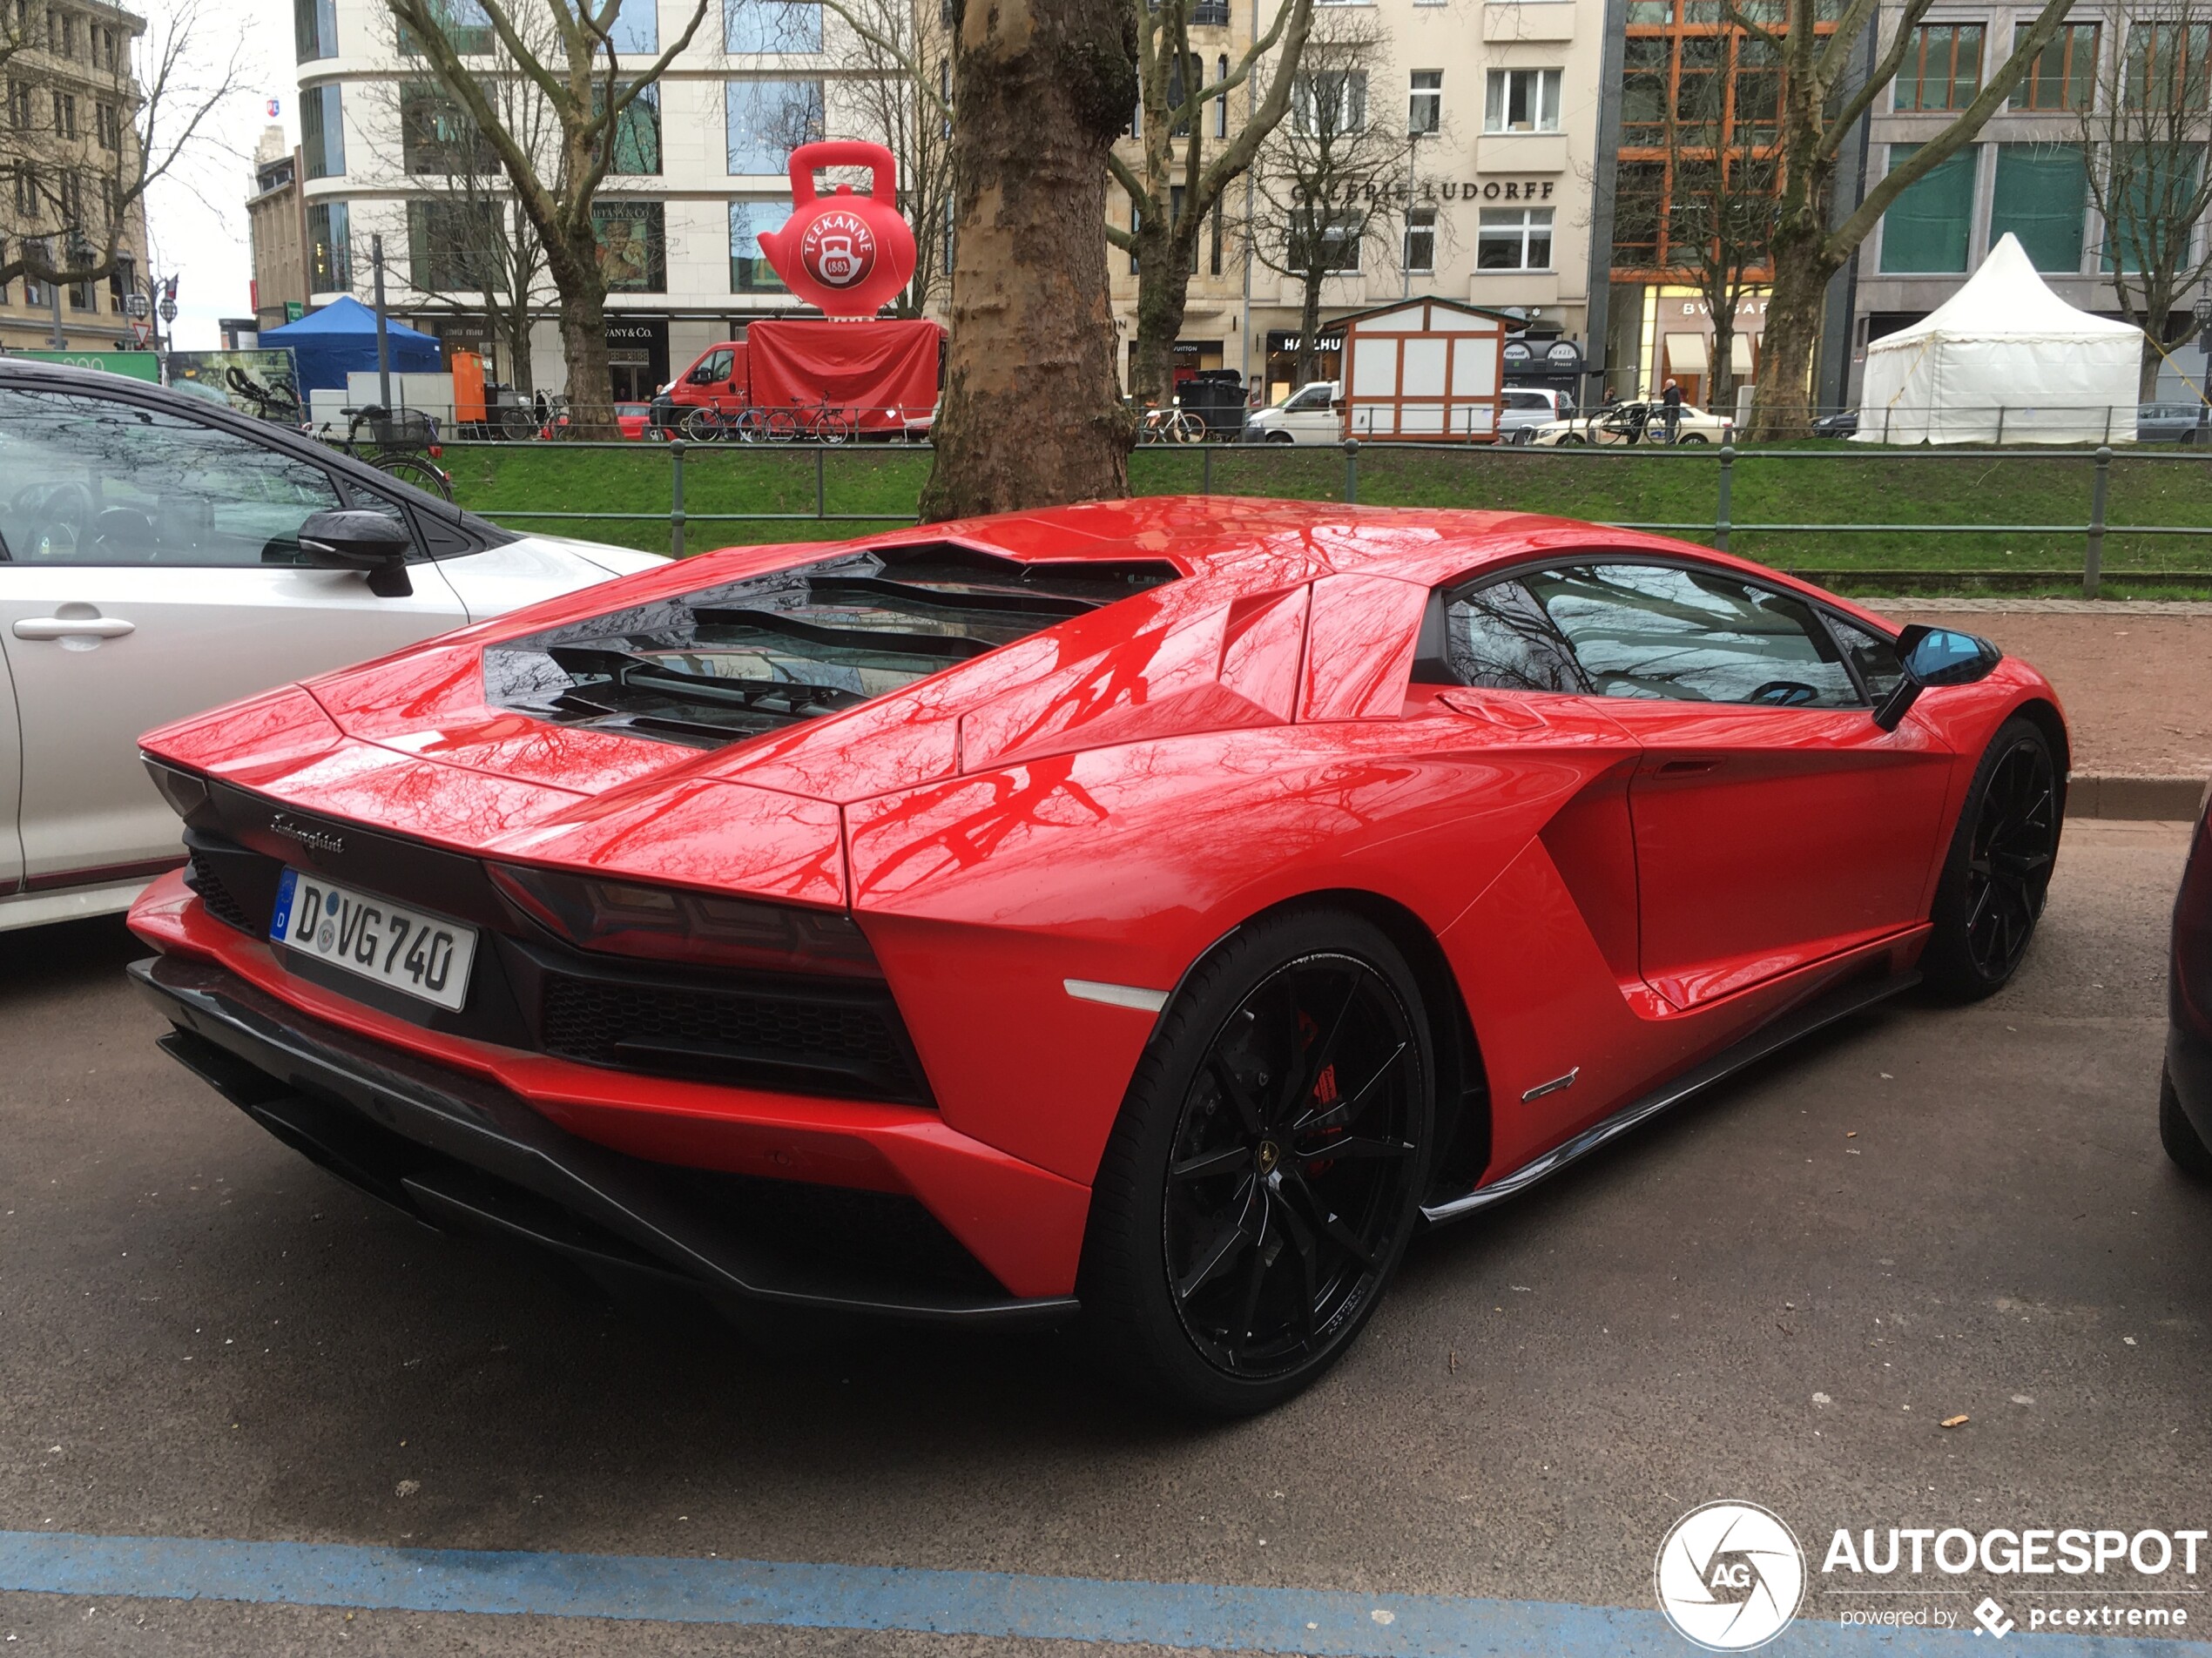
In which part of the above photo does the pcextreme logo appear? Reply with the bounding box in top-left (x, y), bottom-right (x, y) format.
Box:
top-left (1655, 1501), bottom-right (1808, 1651)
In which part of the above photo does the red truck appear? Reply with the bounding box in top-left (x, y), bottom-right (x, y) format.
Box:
top-left (664, 317), bottom-right (942, 436)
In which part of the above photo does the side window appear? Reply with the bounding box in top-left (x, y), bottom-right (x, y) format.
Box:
top-left (0, 386), bottom-right (343, 567)
top-left (1425, 578), bottom-right (1588, 693)
top-left (1521, 562), bottom-right (1862, 706)
top-left (1826, 615), bottom-right (1907, 703)
top-left (697, 349), bottom-right (733, 382)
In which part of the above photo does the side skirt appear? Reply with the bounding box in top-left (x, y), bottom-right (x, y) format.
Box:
top-left (1420, 969), bottom-right (1919, 1225)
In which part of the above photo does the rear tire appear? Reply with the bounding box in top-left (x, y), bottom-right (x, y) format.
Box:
top-left (1919, 717), bottom-right (2060, 1001)
top-left (2161, 1065), bottom-right (2212, 1179)
top-left (1266, 431), bottom-right (1295, 445)
top-left (1080, 908), bottom-right (1434, 1417)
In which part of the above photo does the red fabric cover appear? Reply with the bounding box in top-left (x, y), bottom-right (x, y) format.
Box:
top-left (745, 319), bottom-right (942, 432)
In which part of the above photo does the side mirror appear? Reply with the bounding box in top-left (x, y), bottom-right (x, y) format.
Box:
top-left (298, 509), bottom-right (413, 597)
top-left (1872, 624), bottom-right (2000, 731)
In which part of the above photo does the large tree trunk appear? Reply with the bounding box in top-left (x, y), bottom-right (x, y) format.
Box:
top-left (920, 0), bottom-right (1138, 522)
top-left (548, 233), bottom-right (616, 441)
top-left (2140, 337), bottom-right (2164, 404)
top-left (1744, 235), bottom-right (1836, 440)
top-left (1131, 240), bottom-right (1189, 409)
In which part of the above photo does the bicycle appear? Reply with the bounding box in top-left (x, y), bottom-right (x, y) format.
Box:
top-left (1139, 401), bottom-right (1206, 444)
top-left (341, 405), bottom-right (455, 501)
top-left (788, 398), bottom-right (855, 444)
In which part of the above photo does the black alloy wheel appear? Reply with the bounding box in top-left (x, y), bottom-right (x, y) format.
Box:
top-left (1083, 911), bottom-right (1433, 1416)
top-left (1922, 717), bottom-right (2061, 1000)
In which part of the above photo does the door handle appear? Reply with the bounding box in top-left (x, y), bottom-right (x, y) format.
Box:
top-left (1656, 757), bottom-right (1718, 776)
top-left (13, 616), bottom-right (135, 640)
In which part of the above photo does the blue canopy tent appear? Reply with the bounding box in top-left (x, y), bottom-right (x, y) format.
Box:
top-left (259, 295), bottom-right (442, 393)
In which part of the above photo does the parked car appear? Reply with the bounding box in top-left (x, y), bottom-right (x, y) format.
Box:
top-left (132, 499), bottom-right (2066, 1415)
top-left (1242, 381), bottom-right (1341, 444)
top-left (2162, 778), bottom-right (2212, 1179)
top-left (1500, 387), bottom-right (1576, 440)
top-left (2136, 402), bottom-right (2210, 444)
top-left (0, 359), bottom-right (664, 932)
top-left (1811, 409), bottom-right (1859, 439)
top-left (1526, 398), bottom-right (1735, 446)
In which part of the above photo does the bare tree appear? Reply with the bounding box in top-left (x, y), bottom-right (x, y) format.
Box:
top-left (361, 16), bottom-right (559, 394)
top-left (806, 0), bottom-right (957, 316)
top-left (1242, 9), bottom-right (1420, 391)
top-left (1607, 37), bottom-right (1779, 413)
top-left (917, 0), bottom-right (1137, 520)
top-left (2080, 0), bottom-right (2212, 401)
top-left (0, 0), bottom-right (245, 303)
top-left (1109, 0), bottom-right (1316, 407)
top-left (1734, 0), bottom-right (2074, 436)
top-left (379, 0), bottom-right (710, 436)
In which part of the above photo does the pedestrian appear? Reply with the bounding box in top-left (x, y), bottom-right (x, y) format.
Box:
top-left (1661, 377), bottom-right (1683, 445)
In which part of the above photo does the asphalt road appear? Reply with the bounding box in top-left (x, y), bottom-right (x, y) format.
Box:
top-left (3, 819), bottom-right (2208, 1655)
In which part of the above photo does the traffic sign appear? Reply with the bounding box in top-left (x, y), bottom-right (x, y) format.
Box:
top-left (127, 316), bottom-right (152, 347)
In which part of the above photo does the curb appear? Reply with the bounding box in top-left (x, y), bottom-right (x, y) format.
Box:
top-left (2072, 773), bottom-right (2205, 820)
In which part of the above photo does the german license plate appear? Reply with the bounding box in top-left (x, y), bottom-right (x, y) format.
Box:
top-left (269, 867), bottom-right (477, 1012)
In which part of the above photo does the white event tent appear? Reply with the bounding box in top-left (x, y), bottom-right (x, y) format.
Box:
top-left (1853, 233), bottom-right (2143, 445)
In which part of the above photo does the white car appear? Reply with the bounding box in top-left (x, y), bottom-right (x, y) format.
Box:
top-left (0, 361), bottom-right (664, 931)
top-left (1524, 397), bottom-right (1735, 447)
top-left (1242, 381), bottom-right (1342, 445)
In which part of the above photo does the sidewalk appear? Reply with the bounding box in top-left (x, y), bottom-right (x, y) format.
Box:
top-left (1882, 599), bottom-right (2212, 816)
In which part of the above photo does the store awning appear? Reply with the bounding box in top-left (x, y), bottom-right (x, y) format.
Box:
top-left (1662, 333), bottom-right (1709, 375)
top-left (1731, 334), bottom-right (1757, 375)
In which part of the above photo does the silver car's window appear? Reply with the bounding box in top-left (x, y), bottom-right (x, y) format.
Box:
top-left (0, 387), bottom-right (343, 567)
top-left (1523, 563), bottom-right (1862, 706)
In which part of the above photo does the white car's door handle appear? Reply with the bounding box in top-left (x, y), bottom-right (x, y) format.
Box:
top-left (13, 616), bottom-right (136, 640)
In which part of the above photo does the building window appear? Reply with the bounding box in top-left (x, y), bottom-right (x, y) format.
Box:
top-left (1894, 23), bottom-right (1984, 111)
top-left (2011, 22), bottom-right (2097, 110)
top-left (725, 0), bottom-right (822, 54)
top-left (1163, 51), bottom-right (1202, 136)
top-left (1484, 67), bottom-right (1561, 132)
top-left (1289, 209), bottom-right (1364, 273)
top-left (1293, 69), bottom-right (1366, 132)
top-left (593, 200), bottom-right (665, 292)
top-left (1409, 70), bottom-right (1441, 135)
top-left (300, 82), bottom-right (345, 179)
top-left (2125, 22), bottom-right (2211, 108)
top-left (1476, 206), bottom-right (1553, 269)
top-left (23, 237), bottom-right (51, 307)
top-left (604, 82), bottom-right (662, 173)
top-left (11, 161), bottom-right (38, 219)
top-left (1878, 142), bottom-right (1976, 273)
top-left (398, 0), bottom-right (494, 55)
top-left (1405, 205), bottom-right (1437, 273)
top-left (2101, 147), bottom-right (2204, 271)
top-left (408, 198), bottom-right (501, 291)
top-left (1215, 54), bottom-right (1229, 137)
top-left (307, 199), bottom-right (351, 289)
top-left (729, 199), bottom-right (790, 292)
top-left (1990, 143), bottom-right (2084, 273)
top-left (401, 84), bottom-right (495, 174)
top-left (294, 0), bottom-right (337, 60)
top-left (725, 78), bottom-right (825, 172)
top-left (6, 80), bottom-right (28, 130)
top-left (609, 0), bottom-right (658, 53)
top-left (94, 100), bottom-right (117, 149)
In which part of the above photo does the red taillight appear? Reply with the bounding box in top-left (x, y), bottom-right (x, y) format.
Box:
top-left (428, 442), bottom-right (444, 458)
top-left (488, 865), bottom-right (882, 979)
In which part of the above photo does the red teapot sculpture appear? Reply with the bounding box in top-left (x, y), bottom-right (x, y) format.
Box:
top-left (756, 141), bottom-right (916, 318)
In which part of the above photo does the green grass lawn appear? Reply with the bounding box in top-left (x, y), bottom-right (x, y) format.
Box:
top-left (443, 438), bottom-right (2212, 594)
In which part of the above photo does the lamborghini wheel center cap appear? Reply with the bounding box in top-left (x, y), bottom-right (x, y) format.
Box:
top-left (1256, 1140), bottom-right (1281, 1176)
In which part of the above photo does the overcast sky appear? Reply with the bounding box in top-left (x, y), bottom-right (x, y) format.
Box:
top-left (145, 0), bottom-right (296, 349)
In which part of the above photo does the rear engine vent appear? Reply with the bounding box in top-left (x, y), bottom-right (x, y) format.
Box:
top-left (538, 974), bottom-right (927, 1104)
top-left (484, 541), bottom-right (1180, 749)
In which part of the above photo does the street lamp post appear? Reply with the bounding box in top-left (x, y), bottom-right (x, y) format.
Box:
top-left (2194, 289), bottom-right (2212, 446)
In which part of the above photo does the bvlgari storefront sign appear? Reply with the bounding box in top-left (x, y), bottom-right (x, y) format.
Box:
top-left (1291, 177), bottom-right (1559, 206)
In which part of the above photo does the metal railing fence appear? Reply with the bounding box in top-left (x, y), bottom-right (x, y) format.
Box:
top-left (421, 435), bottom-right (2212, 596)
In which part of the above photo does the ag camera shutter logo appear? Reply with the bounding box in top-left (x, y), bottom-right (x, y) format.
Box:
top-left (1655, 1501), bottom-right (1807, 1651)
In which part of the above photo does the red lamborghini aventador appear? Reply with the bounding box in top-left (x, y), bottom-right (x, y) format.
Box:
top-left (128, 498), bottom-right (2066, 1414)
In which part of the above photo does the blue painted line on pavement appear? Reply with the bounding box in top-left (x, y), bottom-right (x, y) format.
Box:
top-left (0, 1531), bottom-right (2202, 1656)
